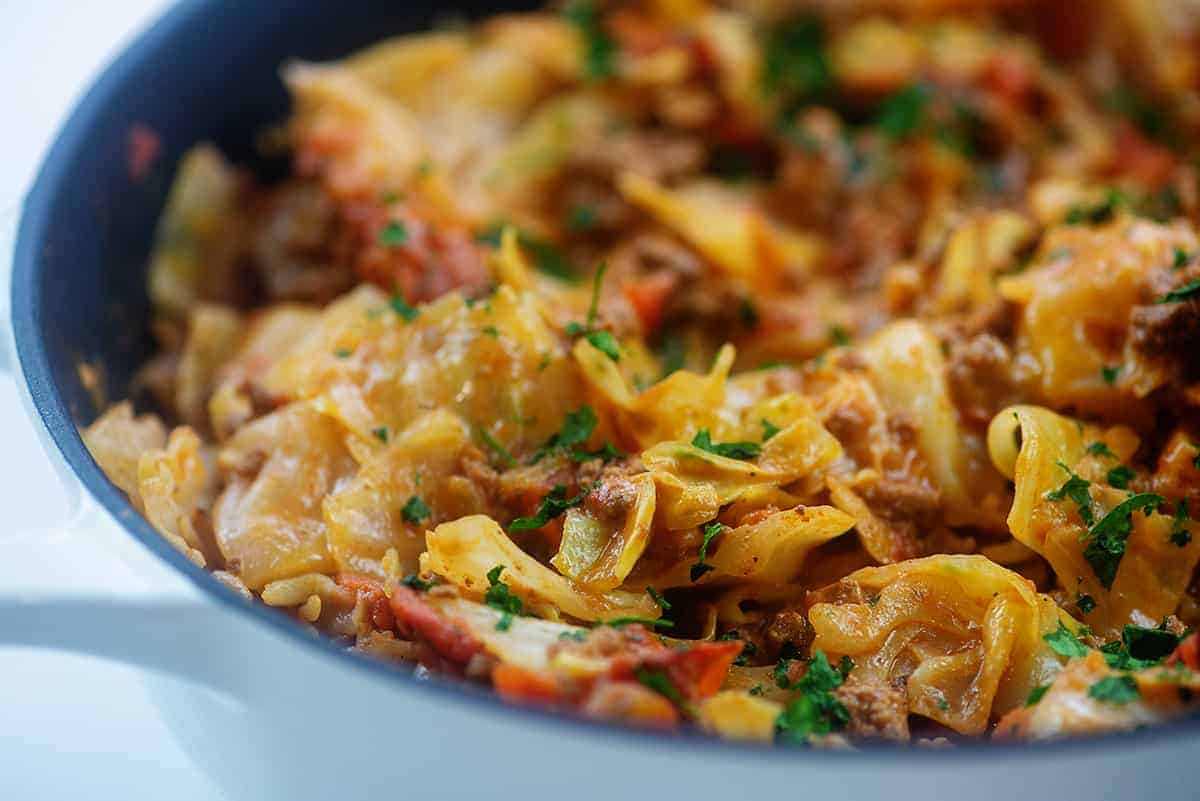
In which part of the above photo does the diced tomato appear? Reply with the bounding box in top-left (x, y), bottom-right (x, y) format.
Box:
top-left (388, 586), bottom-right (484, 666)
top-left (608, 10), bottom-right (678, 56)
top-left (982, 53), bottom-right (1034, 108)
top-left (1167, 633), bottom-right (1200, 671)
top-left (622, 272), bottom-right (678, 335)
top-left (336, 572), bottom-right (395, 631)
top-left (1112, 123), bottom-right (1177, 187)
top-left (493, 663), bottom-right (566, 705)
top-left (610, 638), bottom-right (742, 701)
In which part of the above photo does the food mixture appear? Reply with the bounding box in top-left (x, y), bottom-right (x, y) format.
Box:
top-left (85, 0), bottom-right (1200, 745)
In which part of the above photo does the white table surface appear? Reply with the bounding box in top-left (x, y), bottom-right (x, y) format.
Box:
top-left (1, 2), bottom-right (227, 798)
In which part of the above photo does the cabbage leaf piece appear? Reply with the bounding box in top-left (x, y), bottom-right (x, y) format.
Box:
top-left (807, 554), bottom-right (1066, 734)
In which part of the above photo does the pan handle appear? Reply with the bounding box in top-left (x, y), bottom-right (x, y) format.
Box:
top-left (0, 203), bottom-right (247, 698)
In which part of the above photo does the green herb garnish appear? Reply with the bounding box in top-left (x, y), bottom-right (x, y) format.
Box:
top-left (1083, 493), bottom-right (1164, 589)
top-left (1044, 621), bottom-right (1090, 659)
top-left (1107, 465), bottom-right (1135, 489)
top-left (1088, 674), bottom-right (1139, 704)
top-left (719, 631), bottom-right (758, 666)
top-left (635, 667), bottom-right (683, 705)
top-left (390, 291), bottom-right (419, 322)
top-left (484, 565), bottom-right (523, 631)
top-left (1086, 442), bottom-right (1117, 459)
top-left (379, 220), bottom-right (408, 247)
top-left (1101, 364), bottom-right (1121, 384)
top-left (761, 419), bottom-right (782, 442)
top-left (877, 85), bottom-right (930, 140)
top-left (1045, 461), bottom-right (1095, 526)
top-left (567, 263), bottom-right (620, 362)
top-left (564, 0), bottom-right (616, 81)
top-left (1025, 685), bottom-right (1050, 707)
top-left (605, 617), bottom-right (674, 629)
top-left (690, 521), bottom-right (726, 581)
top-left (775, 651), bottom-right (853, 743)
top-left (1172, 500), bottom-right (1192, 547)
top-left (1155, 278), bottom-right (1200, 304)
top-left (400, 574), bottom-right (434, 592)
top-left (401, 496), bottom-right (431, 525)
top-left (478, 429), bottom-right (517, 468)
top-left (372, 426), bottom-right (389, 444)
top-left (509, 484), bottom-right (586, 532)
top-left (691, 429), bottom-right (761, 460)
top-left (647, 586), bottom-right (672, 611)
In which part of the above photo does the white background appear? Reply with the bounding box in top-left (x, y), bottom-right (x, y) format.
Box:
top-left (1, 2), bottom-right (225, 798)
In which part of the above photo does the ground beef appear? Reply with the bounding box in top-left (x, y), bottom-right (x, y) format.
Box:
top-left (835, 673), bottom-right (911, 742)
top-left (763, 607), bottom-right (812, 661)
top-left (945, 332), bottom-right (1020, 427)
top-left (862, 475), bottom-right (942, 528)
top-left (250, 182), bottom-right (356, 304)
top-left (1130, 264), bottom-right (1200, 360)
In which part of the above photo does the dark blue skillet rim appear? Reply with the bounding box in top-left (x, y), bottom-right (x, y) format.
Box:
top-left (12, 0), bottom-right (1200, 764)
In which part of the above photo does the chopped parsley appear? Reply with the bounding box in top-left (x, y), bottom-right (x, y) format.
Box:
top-left (400, 574), bottom-right (434, 592)
top-left (877, 84), bottom-right (930, 140)
top-left (567, 263), bottom-right (620, 362)
top-left (1107, 465), bottom-right (1135, 489)
top-left (509, 484), bottom-right (587, 532)
top-left (566, 203), bottom-right (598, 232)
top-left (1155, 278), bottom-right (1200, 305)
top-left (333, 348), bottom-right (353, 359)
top-left (658, 331), bottom-right (686, 378)
top-left (477, 223), bottom-right (579, 282)
top-left (1082, 493), bottom-right (1164, 589)
top-left (691, 429), bottom-right (762, 460)
top-left (829, 324), bottom-right (851, 346)
top-left (563, 0), bottom-right (616, 81)
top-left (1088, 674), bottom-right (1139, 704)
top-left (401, 495), bottom-right (431, 525)
top-left (371, 426), bottom-right (389, 444)
top-left (390, 291), bottom-right (419, 322)
top-left (558, 629), bottom-right (587, 642)
top-left (1045, 461), bottom-right (1094, 526)
top-left (531, 405), bottom-right (622, 464)
top-left (1044, 621), bottom-right (1090, 659)
top-left (690, 521), bottom-right (726, 581)
top-left (719, 631), bottom-right (758, 666)
top-left (646, 586), bottom-right (671, 611)
top-left (484, 565), bottom-right (523, 631)
top-left (1101, 624), bottom-right (1187, 671)
top-left (775, 651), bottom-right (853, 743)
top-left (1025, 685), bottom-right (1050, 707)
top-left (478, 429), bottom-right (517, 468)
top-left (635, 667), bottom-right (683, 705)
top-left (1174, 247), bottom-right (1191, 270)
top-left (481, 325), bottom-right (499, 338)
top-left (1065, 188), bottom-right (1127, 226)
top-left (379, 220), bottom-right (408, 247)
top-left (605, 617), bottom-right (674, 629)
top-left (761, 419), bottom-right (782, 442)
top-left (1086, 441), bottom-right (1118, 459)
top-left (1077, 593), bottom-right (1097, 615)
top-left (739, 298), bottom-right (760, 329)
top-left (1101, 364), bottom-right (1121, 384)
top-left (763, 15), bottom-right (832, 109)
top-left (1171, 500), bottom-right (1192, 547)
